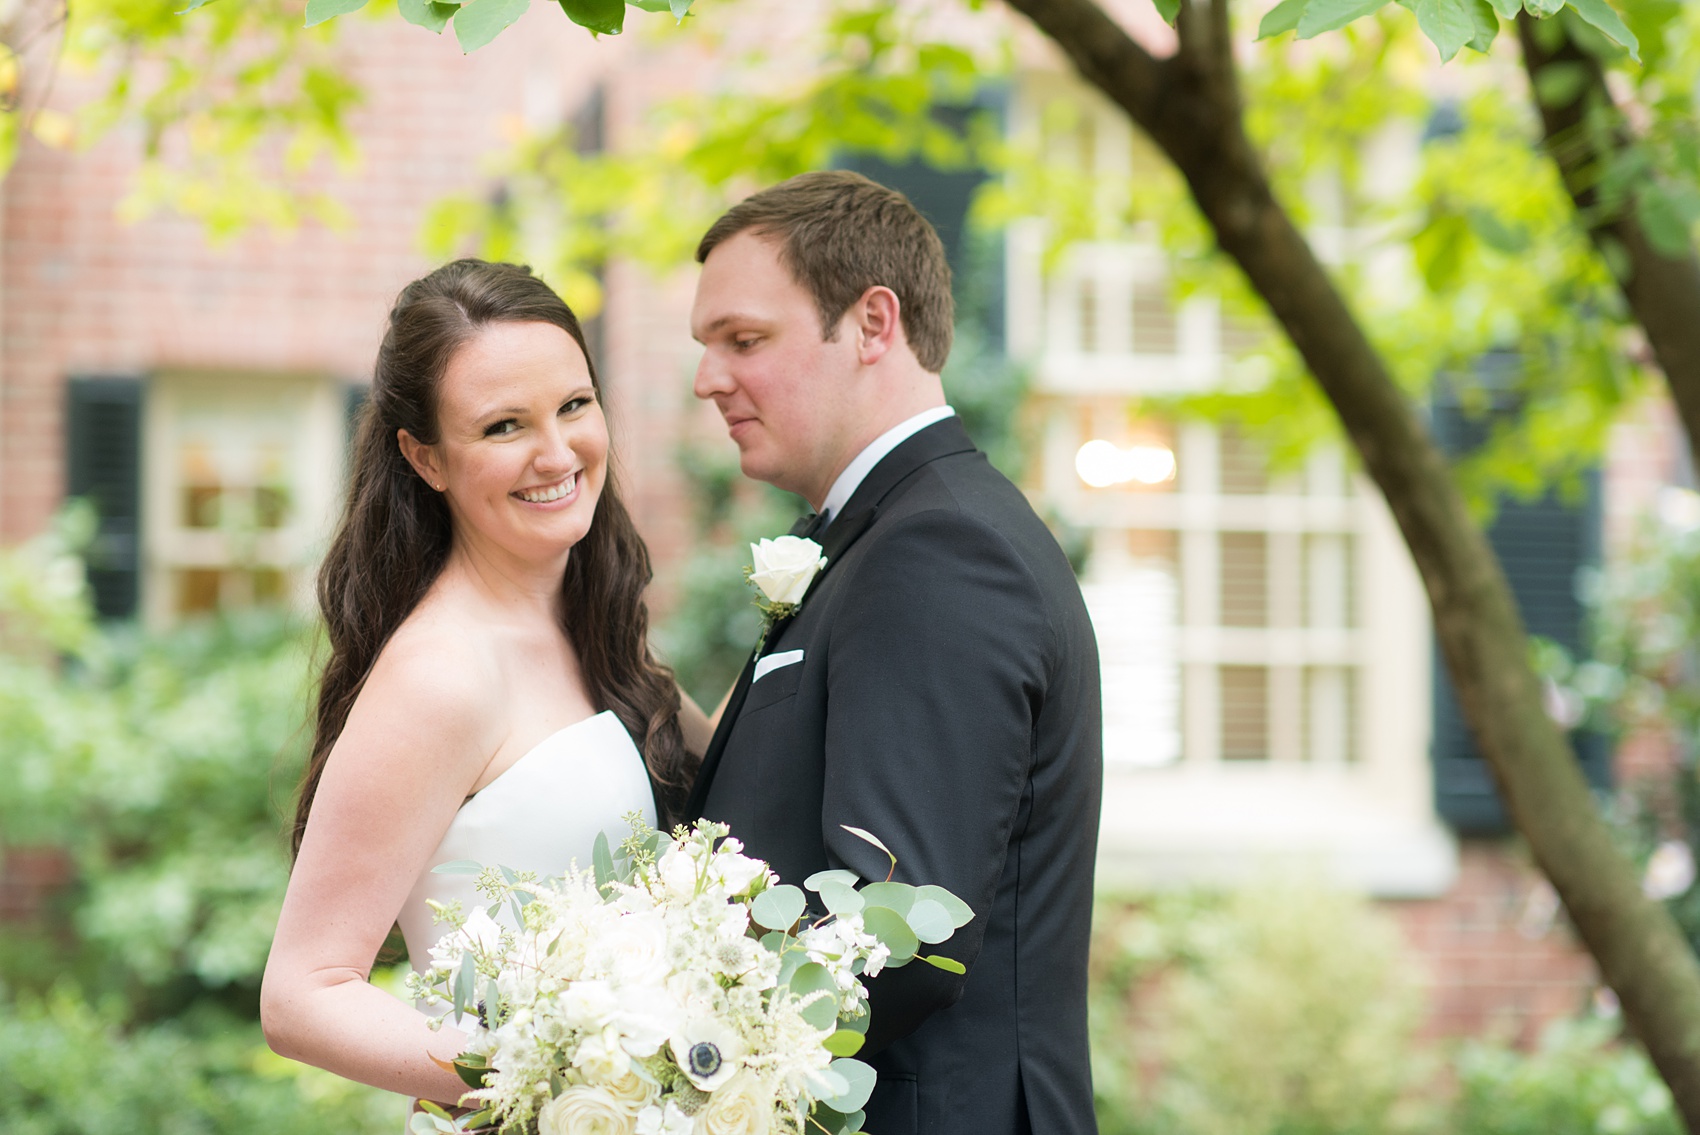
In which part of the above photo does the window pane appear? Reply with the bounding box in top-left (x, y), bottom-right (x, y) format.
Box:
top-left (1131, 280), bottom-right (1177, 355)
top-left (1218, 428), bottom-right (1268, 495)
top-left (1220, 531), bottom-right (1268, 627)
top-left (1084, 530), bottom-right (1181, 767)
top-left (1220, 665), bottom-right (1269, 761)
top-left (176, 569), bottom-right (223, 615)
top-left (1079, 277), bottom-right (1099, 354)
top-left (1303, 665), bottom-right (1356, 763)
top-left (1303, 533), bottom-right (1354, 628)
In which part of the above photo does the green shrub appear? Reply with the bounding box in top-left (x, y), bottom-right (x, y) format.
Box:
top-left (1091, 884), bottom-right (1432, 1135)
top-left (1452, 1019), bottom-right (1679, 1135)
top-left (0, 988), bottom-right (401, 1135)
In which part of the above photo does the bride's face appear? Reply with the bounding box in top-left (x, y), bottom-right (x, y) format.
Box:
top-left (402, 320), bottom-right (608, 565)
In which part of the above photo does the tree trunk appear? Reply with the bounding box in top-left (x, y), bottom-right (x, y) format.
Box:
top-left (998, 0), bottom-right (1700, 1123)
top-left (1516, 12), bottom-right (1700, 488)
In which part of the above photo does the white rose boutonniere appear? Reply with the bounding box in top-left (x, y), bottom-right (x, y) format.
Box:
top-left (745, 535), bottom-right (826, 651)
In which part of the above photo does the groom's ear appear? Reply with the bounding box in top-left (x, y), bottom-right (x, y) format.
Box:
top-left (396, 429), bottom-right (445, 491)
top-left (852, 285), bottom-right (903, 365)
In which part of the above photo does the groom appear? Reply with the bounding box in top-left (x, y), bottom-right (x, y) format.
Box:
top-left (685, 170), bottom-right (1102, 1135)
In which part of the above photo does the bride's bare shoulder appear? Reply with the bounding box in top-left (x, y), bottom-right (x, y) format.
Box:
top-left (339, 599), bottom-right (505, 769)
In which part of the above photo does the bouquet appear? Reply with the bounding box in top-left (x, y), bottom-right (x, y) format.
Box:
top-left (405, 815), bottom-right (972, 1135)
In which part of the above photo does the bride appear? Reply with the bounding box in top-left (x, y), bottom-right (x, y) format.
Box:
top-left (260, 259), bottom-right (710, 1105)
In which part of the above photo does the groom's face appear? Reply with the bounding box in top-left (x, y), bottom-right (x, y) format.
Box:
top-left (690, 231), bottom-right (859, 505)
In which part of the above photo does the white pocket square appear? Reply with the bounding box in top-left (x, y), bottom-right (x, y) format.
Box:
top-left (753, 649), bottom-right (804, 683)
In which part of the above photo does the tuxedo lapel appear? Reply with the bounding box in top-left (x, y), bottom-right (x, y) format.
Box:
top-left (684, 416), bottom-right (977, 821)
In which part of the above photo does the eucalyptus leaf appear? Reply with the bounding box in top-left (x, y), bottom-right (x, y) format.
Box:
top-left (905, 898), bottom-right (955, 944)
top-left (817, 880), bottom-right (864, 915)
top-left (398, 0), bottom-right (458, 32)
top-left (914, 884), bottom-right (973, 928)
top-left (919, 953), bottom-right (968, 974)
top-left (861, 905), bottom-right (918, 965)
top-left (824, 1028), bottom-right (866, 1056)
top-left (557, 0), bottom-right (624, 35)
top-left (820, 1058), bottom-right (877, 1114)
top-left (453, 950), bottom-right (475, 1018)
top-left (454, 0), bottom-right (530, 52)
top-left (805, 868), bottom-right (860, 891)
top-left (1565, 0), bottom-right (1639, 59)
top-left (304, 0), bottom-right (369, 27)
top-left (840, 824), bottom-right (895, 869)
top-left (431, 859), bottom-right (484, 876)
top-left (592, 831), bottom-right (614, 889)
top-left (752, 884), bottom-right (807, 931)
top-left (1257, 0), bottom-right (1308, 38)
top-left (838, 1008), bottom-right (870, 1034)
top-left (760, 930), bottom-right (787, 954)
top-left (788, 961), bottom-right (842, 1030)
top-left (1296, 0), bottom-right (1388, 38)
top-left (857, 881), bottom-right (915, 917)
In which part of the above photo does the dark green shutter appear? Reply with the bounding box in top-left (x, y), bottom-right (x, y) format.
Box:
top-left (65, 376), bottom-right (145, 619)
top-left (1429, 392), bottom-right (1611, 835)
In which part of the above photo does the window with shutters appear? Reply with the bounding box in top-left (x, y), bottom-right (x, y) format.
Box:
top-left (1013, 72), bottom-right (1451, 897)
top-left (140, 372), bottom-right (347, 625)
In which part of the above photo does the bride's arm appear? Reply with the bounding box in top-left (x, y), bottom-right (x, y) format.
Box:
top-left (261, 637), bottom-right (499, 1105)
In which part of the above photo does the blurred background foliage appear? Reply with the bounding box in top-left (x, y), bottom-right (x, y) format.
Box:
top-left (0, 518), bottom-right (1688, 1128)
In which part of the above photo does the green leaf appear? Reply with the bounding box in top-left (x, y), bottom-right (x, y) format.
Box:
top-left (556, 0), bottom-right (624, 35)
top-left (905, 898), bottom-right (955, 944)
top-left (304, 0), bottom-right (369, 27)
top-left (819, 1058), bottom-right (877, 1114)
top-left (751, 883), bottom-right (807, 931)
top-left (861, 906), bottom-right (918, 965)
top-left (1398, 0), bottom-right (1476, 61)
top-left (174, 0), bottom-right (218, 12)
top-left (431, 859), bottom-right (484, 876)
top-left (1412, 212), bottom-right (1469, 292)
top-left (453, 949), bottom-right (475, 1016)
top-left (787, 961), bottom-right (842, 1030)
top-left (824, 1028), bottom-right (866, 1057)
top-left (1486, 0), bottom-right (1520, 14)
top-left (914, 884), bottom-right (973, 928)
top-left (1566, 0), bottom-right (1639, 59)
top-left (1637, 183), bottom-right (1700, 257)
top-left (840, 825), bottom-right (896, 868)
top-left (669, 0), bottom-right (692, 18)
top-left (1525, 0), bottom-right (1564, 14)
top-left (760, 930), bottom-right (787, 954)
top-left (919, 953), bottom-right (968, 975)
top-left (592, 831), bottom-right (615, 889)
top-left (1258, 0), bottom-right (1308, 38)
top-left (1296, 0), bottom-right (1389, 38)
top-left (857, 881), bottom-right (915, 917)
top-left (1465, 207), bottom-right (1529, 253)
top-left (805, 868), bottom-right (861, 891)
top-left (454, 0), bottom-right (530, 51)
top-left (453, 1053), bottom-right (490, 1090)
top-left (399, 0), bottom-right (459, 32)
top-left (1463, 0), bottom-right (1499, 50)
top-left (817, 880), bottom-right (864, 915)
top-left (1152, 0), bottom-right (1181, 23)
top-left (1533, 60), bottom-right (1589, 107)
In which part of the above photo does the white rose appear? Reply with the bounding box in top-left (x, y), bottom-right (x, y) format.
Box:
top-left (592, 911), bottom-right (671, 988)
top-left (538, 1085), bottom-right (637, 1135)
top-left (635, 1101), bottom-right (695, 1135)
top-left (699, 1071), bottom-right (774, 1135)
top-left (560, 979), bottom-right (620, 1030)
top-left (612, 984), bottom-right (682, 1058)
top-left (602, 1068), bottom-right (658, 1113)
top-left (711, 852), bottom-right (767, 898)
top-left (657, 845), bottom-right (702, 901)
top-left (748, 536), bottom-right (826, 605)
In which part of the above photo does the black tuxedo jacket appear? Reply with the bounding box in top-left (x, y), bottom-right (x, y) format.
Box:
top-left (685, 417), bottom-right (1103, 1135)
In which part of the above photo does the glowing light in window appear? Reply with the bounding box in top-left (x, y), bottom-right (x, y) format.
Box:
top-left (1075, 439), bottom-right (1177, 488)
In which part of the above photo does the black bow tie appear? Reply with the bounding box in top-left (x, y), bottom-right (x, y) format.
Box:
top-left (790, 511), bottom-right (829, 541)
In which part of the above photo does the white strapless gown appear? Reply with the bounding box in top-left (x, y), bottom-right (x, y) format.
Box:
top-left (397, 710), bottom-right (656, 990)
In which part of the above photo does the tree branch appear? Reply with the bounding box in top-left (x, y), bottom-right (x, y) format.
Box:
top-left (1002, 0), bottom-right (1700, 1121)
top-left (1517, 11), bottom-right (1700, 481)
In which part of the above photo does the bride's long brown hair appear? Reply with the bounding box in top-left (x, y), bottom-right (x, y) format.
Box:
top-left (293, 259), bottom-right (690, 855)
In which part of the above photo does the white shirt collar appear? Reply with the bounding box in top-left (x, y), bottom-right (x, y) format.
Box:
top-left (819, 405), bottom-right (955, 522)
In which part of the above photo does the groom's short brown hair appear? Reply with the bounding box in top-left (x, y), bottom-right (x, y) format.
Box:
top-left (696, 170), bottom-right (955, 374)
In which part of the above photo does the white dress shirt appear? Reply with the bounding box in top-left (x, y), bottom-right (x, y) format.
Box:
top-left (818, 405), bottom-right (956, 523)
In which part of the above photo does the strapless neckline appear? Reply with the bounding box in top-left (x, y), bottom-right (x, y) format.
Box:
top-left (468, 710), bottom-right (617, 801)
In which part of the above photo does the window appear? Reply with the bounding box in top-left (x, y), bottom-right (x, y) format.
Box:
top-left (141, 372), bottom-right (348, 624)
